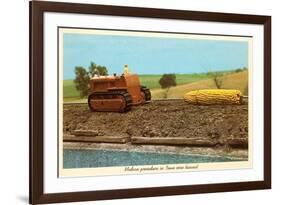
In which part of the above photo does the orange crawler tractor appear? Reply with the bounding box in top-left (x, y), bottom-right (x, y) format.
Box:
top-left (88, 65), bottom-right (151, 112)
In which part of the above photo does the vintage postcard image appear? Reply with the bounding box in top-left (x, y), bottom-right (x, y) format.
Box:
top-left (58, 28), bottom-right (252, 177)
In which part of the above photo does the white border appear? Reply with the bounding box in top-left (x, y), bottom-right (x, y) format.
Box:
top-left (44, 12), bottom-right (264, 194)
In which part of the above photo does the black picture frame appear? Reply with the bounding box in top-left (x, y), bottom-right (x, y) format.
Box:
top-left (30, 1), bottom-right (271, 204)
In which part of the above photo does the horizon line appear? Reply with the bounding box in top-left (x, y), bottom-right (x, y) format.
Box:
top-left (63, 68), bottom-right (247, 81)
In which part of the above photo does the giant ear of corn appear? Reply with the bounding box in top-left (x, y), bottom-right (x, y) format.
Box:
top-left (184, 89), bottom-right (242, 105)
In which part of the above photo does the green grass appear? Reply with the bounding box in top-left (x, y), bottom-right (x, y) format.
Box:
top-left (139, 73), bottom-right (211, 89)
top-left (63, 79), bottom-right (80, 98)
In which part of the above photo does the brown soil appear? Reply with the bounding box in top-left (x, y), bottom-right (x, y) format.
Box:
top-left (63, 100), bottom-right (248, 149)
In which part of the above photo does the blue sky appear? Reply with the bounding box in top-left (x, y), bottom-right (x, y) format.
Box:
top-left (63, 33), bottom-right (248, 80)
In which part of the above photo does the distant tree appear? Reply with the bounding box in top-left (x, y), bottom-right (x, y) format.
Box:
top-left (159, 74), bottom-right (177, 89)
top-left (235, 68), bottom-right (243, 73)
top-left (208, 71), bottom-right (223, 89)
top-left (74, 66), bottom-right (90, 98)
top-left (159, 74), bottom-right (177, 98)
top-left (88, 62), bottom-right (108, 77)
top-left (234, 67), bottom-right (248, 73)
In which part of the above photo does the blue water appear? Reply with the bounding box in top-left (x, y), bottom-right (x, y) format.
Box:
top-left (63, 149), bottom-right (244, 169)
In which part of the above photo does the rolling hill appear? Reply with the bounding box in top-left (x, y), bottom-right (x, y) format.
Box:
top-left (63, 70), bottom-right (248, 102)
top-left (151, 70), bottom-right (248, 99)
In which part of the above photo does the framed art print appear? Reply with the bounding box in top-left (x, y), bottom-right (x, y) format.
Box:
top-left (30, 1), bottom-right (271, 204)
